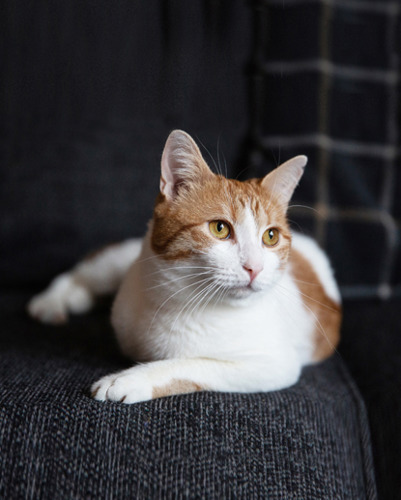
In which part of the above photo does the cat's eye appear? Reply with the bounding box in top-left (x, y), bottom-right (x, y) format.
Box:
top-left (262, 228), bottom-right (280, 247)
top-left (209, 220), bottom-right (231, 240)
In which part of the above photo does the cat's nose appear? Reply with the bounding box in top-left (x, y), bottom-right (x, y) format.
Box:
top-left (243, 264), bottom-right (263, 282)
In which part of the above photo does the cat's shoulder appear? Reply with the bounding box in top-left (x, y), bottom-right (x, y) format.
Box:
top-left (289, 232), bottom-right (341, 304)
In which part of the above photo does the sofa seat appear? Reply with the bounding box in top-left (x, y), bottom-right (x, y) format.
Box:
top-left (0, 291), bottom-right (376, 499)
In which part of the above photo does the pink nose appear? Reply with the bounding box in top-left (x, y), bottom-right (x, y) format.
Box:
top-left (243, 264), bottom-right (263, 282)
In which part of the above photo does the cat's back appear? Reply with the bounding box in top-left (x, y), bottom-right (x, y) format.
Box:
top-left (289, 232), bottom-right (341, 361)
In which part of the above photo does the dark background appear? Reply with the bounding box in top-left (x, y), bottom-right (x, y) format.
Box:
top-left (1, 1), bottom-right (400, 498)
top-left (1, 1), bottom-right (251, 288)
top-left (2, 0), bottom-right (400, 300)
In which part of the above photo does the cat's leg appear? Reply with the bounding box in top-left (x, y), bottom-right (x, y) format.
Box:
top-left (91, 353), bottom-right (302, 404)
top-left (27, 238), bottom-right (142, 324)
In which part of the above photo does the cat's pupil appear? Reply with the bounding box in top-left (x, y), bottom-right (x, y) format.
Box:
top-left (269, 230), bottom-right (274, 239)
top-left (217, 222), bottom-right (224, 232)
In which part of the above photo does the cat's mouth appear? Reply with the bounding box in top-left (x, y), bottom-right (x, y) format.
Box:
top-left (228, 282), bottom-right (257, 299)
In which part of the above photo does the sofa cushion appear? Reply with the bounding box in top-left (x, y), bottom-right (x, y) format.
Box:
top-left (0, 292), bottom-right (376, 499)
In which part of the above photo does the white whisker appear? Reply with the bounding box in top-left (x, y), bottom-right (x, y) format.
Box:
top-left (288, 204), bottom-right (318, 214)
top-left (146, 270), bottom-right (212, 291)
top-left (199, 281), bottom-right (225, 316)
top-left (146, 276), bottom-right (213, 336)
top-left (277, 282), bottom-right (339, 313)
top-left (169, 280), bottom-right (217, 334)
top-left (146, 265), bottom-right (218, 278)
top-left (291, 278), bottom-right (321, 287)
top-left (196, 136), bottom-right (220, 175)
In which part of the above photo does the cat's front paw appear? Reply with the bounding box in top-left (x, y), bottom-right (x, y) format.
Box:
top-left (91, 369), bottom-right (153, 404)
top-left (91, 363), bottom-right (206, 404)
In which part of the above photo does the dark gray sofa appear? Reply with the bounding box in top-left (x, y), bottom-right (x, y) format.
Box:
top-left (1, 292), bottom-right (376, 498)
top-left (1, 1), bottom-right (400, 498)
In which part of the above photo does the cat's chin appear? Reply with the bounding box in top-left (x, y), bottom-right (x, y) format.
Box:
top-left (225, 284), bottom-right (262, 302)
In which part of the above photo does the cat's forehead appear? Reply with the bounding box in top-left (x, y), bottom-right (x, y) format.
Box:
top-left (221, 180), bottom-right (263, 222)
top-left (152, 175), bottom-right (289, 259)
top-left (195, 176), bottom-right (283, 226)
top-left (156, 174), bottom-right (286, 230)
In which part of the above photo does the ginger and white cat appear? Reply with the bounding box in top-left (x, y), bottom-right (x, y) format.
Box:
top-left (28, 130), bottom-right (341, 404)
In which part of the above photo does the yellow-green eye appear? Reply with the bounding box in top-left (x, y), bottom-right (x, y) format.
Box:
top-left (209, 220), bottom-right (231, 240)
top-left (262, 228), bottom-right (280, 247)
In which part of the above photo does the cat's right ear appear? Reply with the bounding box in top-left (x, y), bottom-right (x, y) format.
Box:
top-left (160, 130), bottom-right (213, 201)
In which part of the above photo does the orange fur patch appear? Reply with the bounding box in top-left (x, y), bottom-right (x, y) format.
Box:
top-left (151, 174), bottom-right (292, 262)
top-left (152, 379), bottom-right (206, 399)
top-left (290, 249), bottom-right (342, 361)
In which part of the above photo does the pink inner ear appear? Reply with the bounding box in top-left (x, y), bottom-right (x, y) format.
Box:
top-left (160, 145), bottom-right (177, 199)
top-left (261, 155), bottom-right (307, 205)
top-left (160, 130), bottom-right (213, 201)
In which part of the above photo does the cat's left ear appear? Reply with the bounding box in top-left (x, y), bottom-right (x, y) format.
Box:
top-left (160, 130), bottom-right (213, 201)
top-left (261, 155), bottom-right (307, 206)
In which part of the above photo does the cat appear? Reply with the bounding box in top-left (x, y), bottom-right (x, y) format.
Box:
top-left (28, 129), bottom-right (341, 404)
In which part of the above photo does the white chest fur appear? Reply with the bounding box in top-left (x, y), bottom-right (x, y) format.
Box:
top-left (111, 233), bottom-right (316, 367)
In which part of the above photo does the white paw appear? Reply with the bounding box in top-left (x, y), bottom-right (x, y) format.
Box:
top-left (27, 292), bottom-right (68, 325)
top-left (27, 274), bottom-right (94, 325)
top-left (91, 368), bottom-right (153, 404)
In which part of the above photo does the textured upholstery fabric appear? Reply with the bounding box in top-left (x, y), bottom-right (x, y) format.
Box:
top-left (340, 299), bottom-right (401, 500)
top-left (0, 293), bottom-right (376, 499)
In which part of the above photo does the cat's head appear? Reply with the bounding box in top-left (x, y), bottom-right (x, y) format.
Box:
top-left (150, 130), bottom-right (306, 301)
